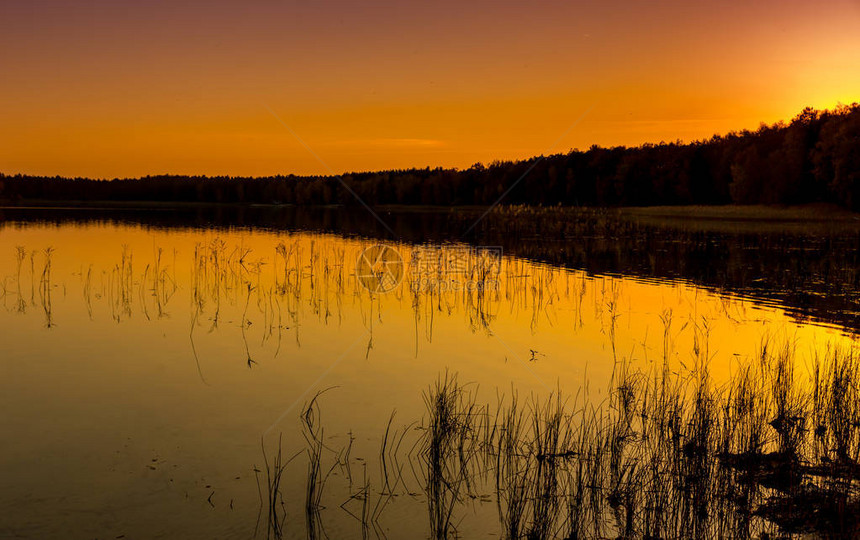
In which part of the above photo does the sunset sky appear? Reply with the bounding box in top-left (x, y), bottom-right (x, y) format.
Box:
top-left (2, 0), bottom-right (859, 178)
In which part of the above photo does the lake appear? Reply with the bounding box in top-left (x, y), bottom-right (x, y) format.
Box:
top-left (1, 206), bottom-right (859, 539)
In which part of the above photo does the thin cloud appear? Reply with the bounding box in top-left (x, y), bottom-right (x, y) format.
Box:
top-left (336, 138), bottom-right (447, 148)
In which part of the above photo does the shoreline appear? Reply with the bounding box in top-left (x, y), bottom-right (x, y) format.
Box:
top-left (2, 200), bottom-right (859, 225)
top-left (618, 203), bottom-right (860, 222)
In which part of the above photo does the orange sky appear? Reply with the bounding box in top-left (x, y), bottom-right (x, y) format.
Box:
top-left (1, 0), bottom-right (859, 178)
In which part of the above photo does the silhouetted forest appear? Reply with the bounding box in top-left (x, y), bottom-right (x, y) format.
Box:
top-left (2, 104), bottom-right (859, 210)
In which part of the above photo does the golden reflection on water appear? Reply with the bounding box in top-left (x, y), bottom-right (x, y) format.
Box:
top-left (0, 222), bottom-right (856, 537)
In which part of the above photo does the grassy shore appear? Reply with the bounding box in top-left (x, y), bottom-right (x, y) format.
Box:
top-left (620, 203), bottom-right (860, 222)
top-left (3, 201), bottom-right (859, 237)
top-left (3, 199), bottom-right (858, 220)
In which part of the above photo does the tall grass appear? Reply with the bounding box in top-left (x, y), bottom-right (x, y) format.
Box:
top-left (405, 344), bottom-right (860, 539)
top-left (250, 341), bottom-right (860, 539)
top-left (256, 435), bottom-right (300, 540)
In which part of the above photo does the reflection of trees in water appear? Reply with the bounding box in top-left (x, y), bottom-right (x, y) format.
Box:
top-left (3, 228), bottom-right (847, 405)
top-left (3, 206), bottom-right (857, 334)
top-left (467, 207), bottom-right (860, 335)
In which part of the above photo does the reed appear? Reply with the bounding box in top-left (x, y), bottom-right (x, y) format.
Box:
top-left (257, 435), bottom-right (300, 540)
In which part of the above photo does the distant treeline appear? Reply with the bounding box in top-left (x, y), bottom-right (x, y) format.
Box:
top-left (2, 104), bottom-right (859, 210)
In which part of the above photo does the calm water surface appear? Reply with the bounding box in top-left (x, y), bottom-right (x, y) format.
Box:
top-left (0, 215), bottom-right (857, 538)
